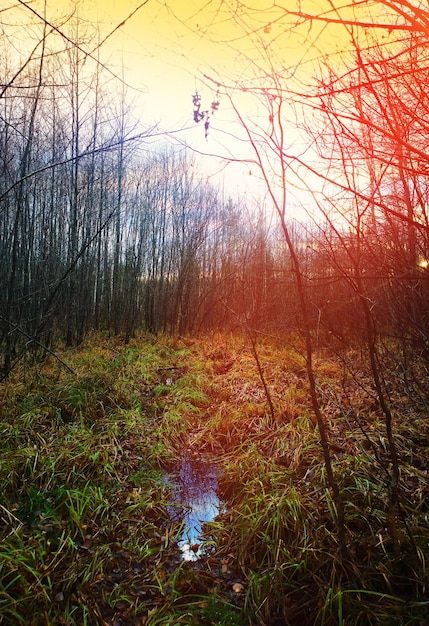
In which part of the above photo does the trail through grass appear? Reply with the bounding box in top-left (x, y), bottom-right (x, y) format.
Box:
top-left (0, 332), bottom-right (428, 624)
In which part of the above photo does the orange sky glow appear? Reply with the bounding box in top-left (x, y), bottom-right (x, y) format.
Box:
top-left (3, 1), bottom-right (390, 209)
top-left (7, 1), bottom-right (358, 126)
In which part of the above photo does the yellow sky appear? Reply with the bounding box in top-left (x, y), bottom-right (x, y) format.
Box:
top-left (2, 0), bottom-right (390, 204)
top-left (8, 1), bottom-right (339, 124)
top-left (6, 1), bottom-right (372, 128)
top-left (73, 0), bottom-right (317, 192)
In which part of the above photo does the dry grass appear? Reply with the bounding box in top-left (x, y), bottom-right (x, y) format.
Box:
top-left (0, 331), bottom-right (428, 624)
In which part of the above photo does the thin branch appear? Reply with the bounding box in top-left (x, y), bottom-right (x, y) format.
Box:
top-left (0, 315), bottom-right (76, 381)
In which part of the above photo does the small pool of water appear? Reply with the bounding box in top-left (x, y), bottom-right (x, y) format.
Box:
top-left (167, 453), bottom-right (220, 561)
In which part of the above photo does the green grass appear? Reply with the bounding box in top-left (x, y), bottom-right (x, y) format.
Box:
top-left (0, 332), bottom-right (428, 624)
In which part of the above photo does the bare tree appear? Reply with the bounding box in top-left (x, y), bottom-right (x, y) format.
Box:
top-left (183, 0), bottom-right (429, 568)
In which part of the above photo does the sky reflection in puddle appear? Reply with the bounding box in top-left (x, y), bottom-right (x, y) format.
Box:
top-left (168, 454), bottom-right (220, 561)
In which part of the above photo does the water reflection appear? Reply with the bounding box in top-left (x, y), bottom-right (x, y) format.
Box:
top-left (168, 454), bottom-right (220, 561)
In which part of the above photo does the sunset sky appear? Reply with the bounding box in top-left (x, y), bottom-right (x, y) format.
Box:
top-left (78, 0), bottom-right (316, 200)
top-left (4, 0), bottom-right (383, 205)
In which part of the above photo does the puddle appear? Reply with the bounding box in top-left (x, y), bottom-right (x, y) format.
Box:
top-left (167, 453), bottom-right (220, 561)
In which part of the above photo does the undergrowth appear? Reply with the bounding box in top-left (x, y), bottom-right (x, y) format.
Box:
top-left (0, 331), bottom-right (428, 625)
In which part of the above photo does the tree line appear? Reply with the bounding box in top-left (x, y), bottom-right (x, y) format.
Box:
top-left (1, 0), bottom-right (428, 381)
top-left (1, 0), bottom-right (429, 575)
top-left (0, 10), bottom-right (300, 379)
top-left (191, 0), bottom-right (429, 559)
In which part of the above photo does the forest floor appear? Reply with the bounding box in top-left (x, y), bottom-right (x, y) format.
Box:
top-left (0, 332), bottom-right (428, 625)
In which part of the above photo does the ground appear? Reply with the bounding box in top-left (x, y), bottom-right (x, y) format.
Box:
top-left (0, 332), bottom-right (428, 624)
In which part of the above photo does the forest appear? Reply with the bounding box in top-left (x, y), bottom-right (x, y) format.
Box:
top-left (0, 1), bottom-right (428, 625)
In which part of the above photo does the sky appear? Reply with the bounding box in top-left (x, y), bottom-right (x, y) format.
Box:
top-left (2, 0), bottom-right (382, 211)
top-left (63, 0), bottom-right (336, 203)
top-left (82, 0), bottom-right (316, 204)
top-left (16, 0), bottom-right (281, 199)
